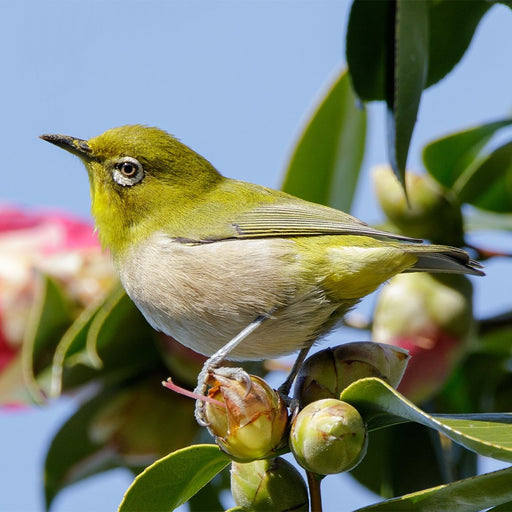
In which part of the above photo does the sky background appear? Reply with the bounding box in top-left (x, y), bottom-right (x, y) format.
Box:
top-left (2, 1), bottom-right (512, 511)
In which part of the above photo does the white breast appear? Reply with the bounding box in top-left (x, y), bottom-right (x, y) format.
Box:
top-left (116, 232), bottom-right (338, 360)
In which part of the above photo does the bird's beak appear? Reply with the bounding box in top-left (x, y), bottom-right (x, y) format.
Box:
top-left (40, 134), bottom-right (96, 161)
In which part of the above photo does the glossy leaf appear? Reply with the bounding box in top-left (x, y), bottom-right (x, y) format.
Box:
top-left (21, 275), bottom-right (74, 403)
top-left (0, 352), bottom-right (32, 405)
top-left (118, 445), bottom-right (231, 512)
top-left (355, 466), bottom-right (512, 511)
top-left (426, 1), bottom-right (491, 87)
top-left (423, 118), bottom-right (512, 189)
top-left (347, 1), bottom-right (492, 98)
top-left (281, 68), bottom-right (366, 212)
top-left (340, 378), bottom-right (512, 462)
top-left (454, 141), bottom-right (512, 212)
top-left (387, 0), bottom-right (429, 185)
top-left (49, 295), bottom-right (108, 397)
top-left (345, 0), bottom-right (390, 101)
top-left (349, 422), bottom-right (445, 499)
top-left (53, 286), bottom-right (161, 394)
top-left (45, 389), bottom-right (120, 509)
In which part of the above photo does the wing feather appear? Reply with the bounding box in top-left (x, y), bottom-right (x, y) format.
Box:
top-left (231, 201), bottom-right (421, 242)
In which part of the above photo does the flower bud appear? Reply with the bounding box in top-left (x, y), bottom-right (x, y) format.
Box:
top-left (204, 373), bottom-right (288, 462)
top-left (231, 457), bottom-right (308, 511)
top-left (373, 273), bottom-right (474, 403)
top-left (294, 342), bottom-right (409, 406)
top-left (90, 378), bottom-right (198, 466)
top-left (290, 399), bottom-right (367, 474)
top-left (372, 166), bottom-right (464, 245)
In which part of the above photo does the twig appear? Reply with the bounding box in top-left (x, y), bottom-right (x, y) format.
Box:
top-left (306, 471), bottom-right (323, 512)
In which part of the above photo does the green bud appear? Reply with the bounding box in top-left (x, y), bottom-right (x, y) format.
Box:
top-left (204, 373), bottom-right (288, 462)
top-left (290, 399), bottom-right (367, 475)
top-left (231, 457), bottom-right (308, 511)
top-left (90, 378), bottom-right (198, 466)
top-left (373, 165), bottom-right (464, 245)
top-left (294, 342), bottom-right (410, 406)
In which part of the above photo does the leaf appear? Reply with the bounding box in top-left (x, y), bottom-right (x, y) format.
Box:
top-left (350, 422), bottom-right (443, 499)
top-left (340, 378), bottom-right (512, 462)
top-left (50, 286), bottom-right (161, 395)
top-left (426, 1), bottom-right (491, 87)
top-left (45, 388), bottom-right (121, 509)
top-left (0, 352), bottom-right (33, 405)
top-left (355, 466), bottom-right (512, 511)
top-left (454, 141), bottom-right (512, 212)
top-left (423, 118), bottom-right (512, 189)
top-left (49, 294), bottom-right (109, 398)
top-left (118, 445), bottom-right (231, 512)
top-left (387, 0), bottom-right (429, 185)
top-left (21, 275), bottom-right (74, 403)
top-left (346, 0), bottom-right (391, 101)
top-left (281, 68), bottom-right (366, 212)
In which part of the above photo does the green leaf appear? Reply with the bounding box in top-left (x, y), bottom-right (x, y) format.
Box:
top-left (0, 352), bottom-right (33, 405)
top-left (45, 389), bottom-right (120, 509)
top-left (50, 286), bottom-right (161, 395)
top-left (346, 0), bottom-right (391, 101)
top-left (489, 500), bottom-right (512, 511)
top-left (454, 141), bottom-right (512, 212)
top-left (347, 1), bottom-right (492, 98)
top-left (21, 275), bottom-right (74, 403)
top-left (350, 422), bottom-right (449, 499)
top-left (423, 118), bottom-right (512, 189)
top-left (355, 466), bottom-right (512, 511)
top-left (49, 294), bottom-right (109, 398)
top-left (281, 68), bottom-right (366, 212)
top-left (426, 1), bottom-right (491, 87)
top-left (340, 378), bottom-right (512, 462)
top-left (387, 0), bottom-right (429, 185)
top-left (118, 445), bottom-right (231, 512)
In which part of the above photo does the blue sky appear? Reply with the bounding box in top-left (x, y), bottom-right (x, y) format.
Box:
top-left (2, 2), bottom-right (512, 511)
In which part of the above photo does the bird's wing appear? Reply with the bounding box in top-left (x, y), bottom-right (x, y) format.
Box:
top-left (228, 200), bottom-right (421, 242)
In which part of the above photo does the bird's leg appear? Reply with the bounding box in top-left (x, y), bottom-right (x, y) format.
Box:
top-left (194, 313), bottom-right (271, 425)
top-left (278, 346), bottom-right (311, 397)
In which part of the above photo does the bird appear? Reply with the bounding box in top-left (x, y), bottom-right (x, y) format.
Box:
top-left (41, 125), bottom-right (483, 421)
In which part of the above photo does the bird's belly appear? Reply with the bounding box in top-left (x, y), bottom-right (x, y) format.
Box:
top-left (117, 233), bottom-right (341, 360)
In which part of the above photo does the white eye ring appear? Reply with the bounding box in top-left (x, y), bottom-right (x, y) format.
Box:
top-left (112, 157), bottom-right (145, 187)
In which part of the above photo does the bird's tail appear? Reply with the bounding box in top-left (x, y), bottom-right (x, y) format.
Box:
top-left (402, 244), bottom-right (484, 276)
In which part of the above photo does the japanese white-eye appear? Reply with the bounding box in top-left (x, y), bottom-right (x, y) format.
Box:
top-left (41, 125), bottom-right (483, 365)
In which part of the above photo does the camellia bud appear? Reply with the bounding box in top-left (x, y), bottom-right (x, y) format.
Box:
top-left (372, 165), bottom-right (464, 245)
top-left (231, 457), bottom-right (308, 511)
top-left (90, 378), bottom-right (198, 466)
top-left (294, 342), bottom-right (410, 407)
top-left (290, 398), bottom-right (367, 475)
top-left (373, 273), bottom-right (473, 403)
top-left (204, 372), bottom-right (288, 462)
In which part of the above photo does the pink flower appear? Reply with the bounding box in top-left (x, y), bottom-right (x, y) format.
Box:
top-left (0, 205), bottom-right (116, 373)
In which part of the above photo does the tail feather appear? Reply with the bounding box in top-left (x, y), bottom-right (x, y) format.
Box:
top-left (402, 244), bottom-right (485, 276)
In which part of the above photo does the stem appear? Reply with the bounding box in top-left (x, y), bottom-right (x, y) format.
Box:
top-left (306, 471), bottom-right (323, 512)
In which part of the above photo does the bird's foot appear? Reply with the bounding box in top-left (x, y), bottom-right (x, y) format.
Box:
top-left (194, 364), bottom-right (253, 426)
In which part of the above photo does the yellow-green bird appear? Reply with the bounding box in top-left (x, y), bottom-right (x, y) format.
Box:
top-left (41, 125), bottom-right (483, 404)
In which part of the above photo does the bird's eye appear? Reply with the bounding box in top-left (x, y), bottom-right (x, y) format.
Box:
top-left (112, 157), bottom-right (145, 187)
top-left (118, 161), bottom-right (138, 177)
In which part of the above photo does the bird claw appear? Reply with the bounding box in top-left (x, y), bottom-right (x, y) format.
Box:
top-left (194, 364), bottom-right (253, 426)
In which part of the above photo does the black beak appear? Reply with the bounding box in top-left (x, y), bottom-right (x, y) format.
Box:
top-left (40, 134), bottom-right (95, 161)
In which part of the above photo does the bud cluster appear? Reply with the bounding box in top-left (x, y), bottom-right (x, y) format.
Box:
top-left (193, 341), bottom-right (411, 510)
